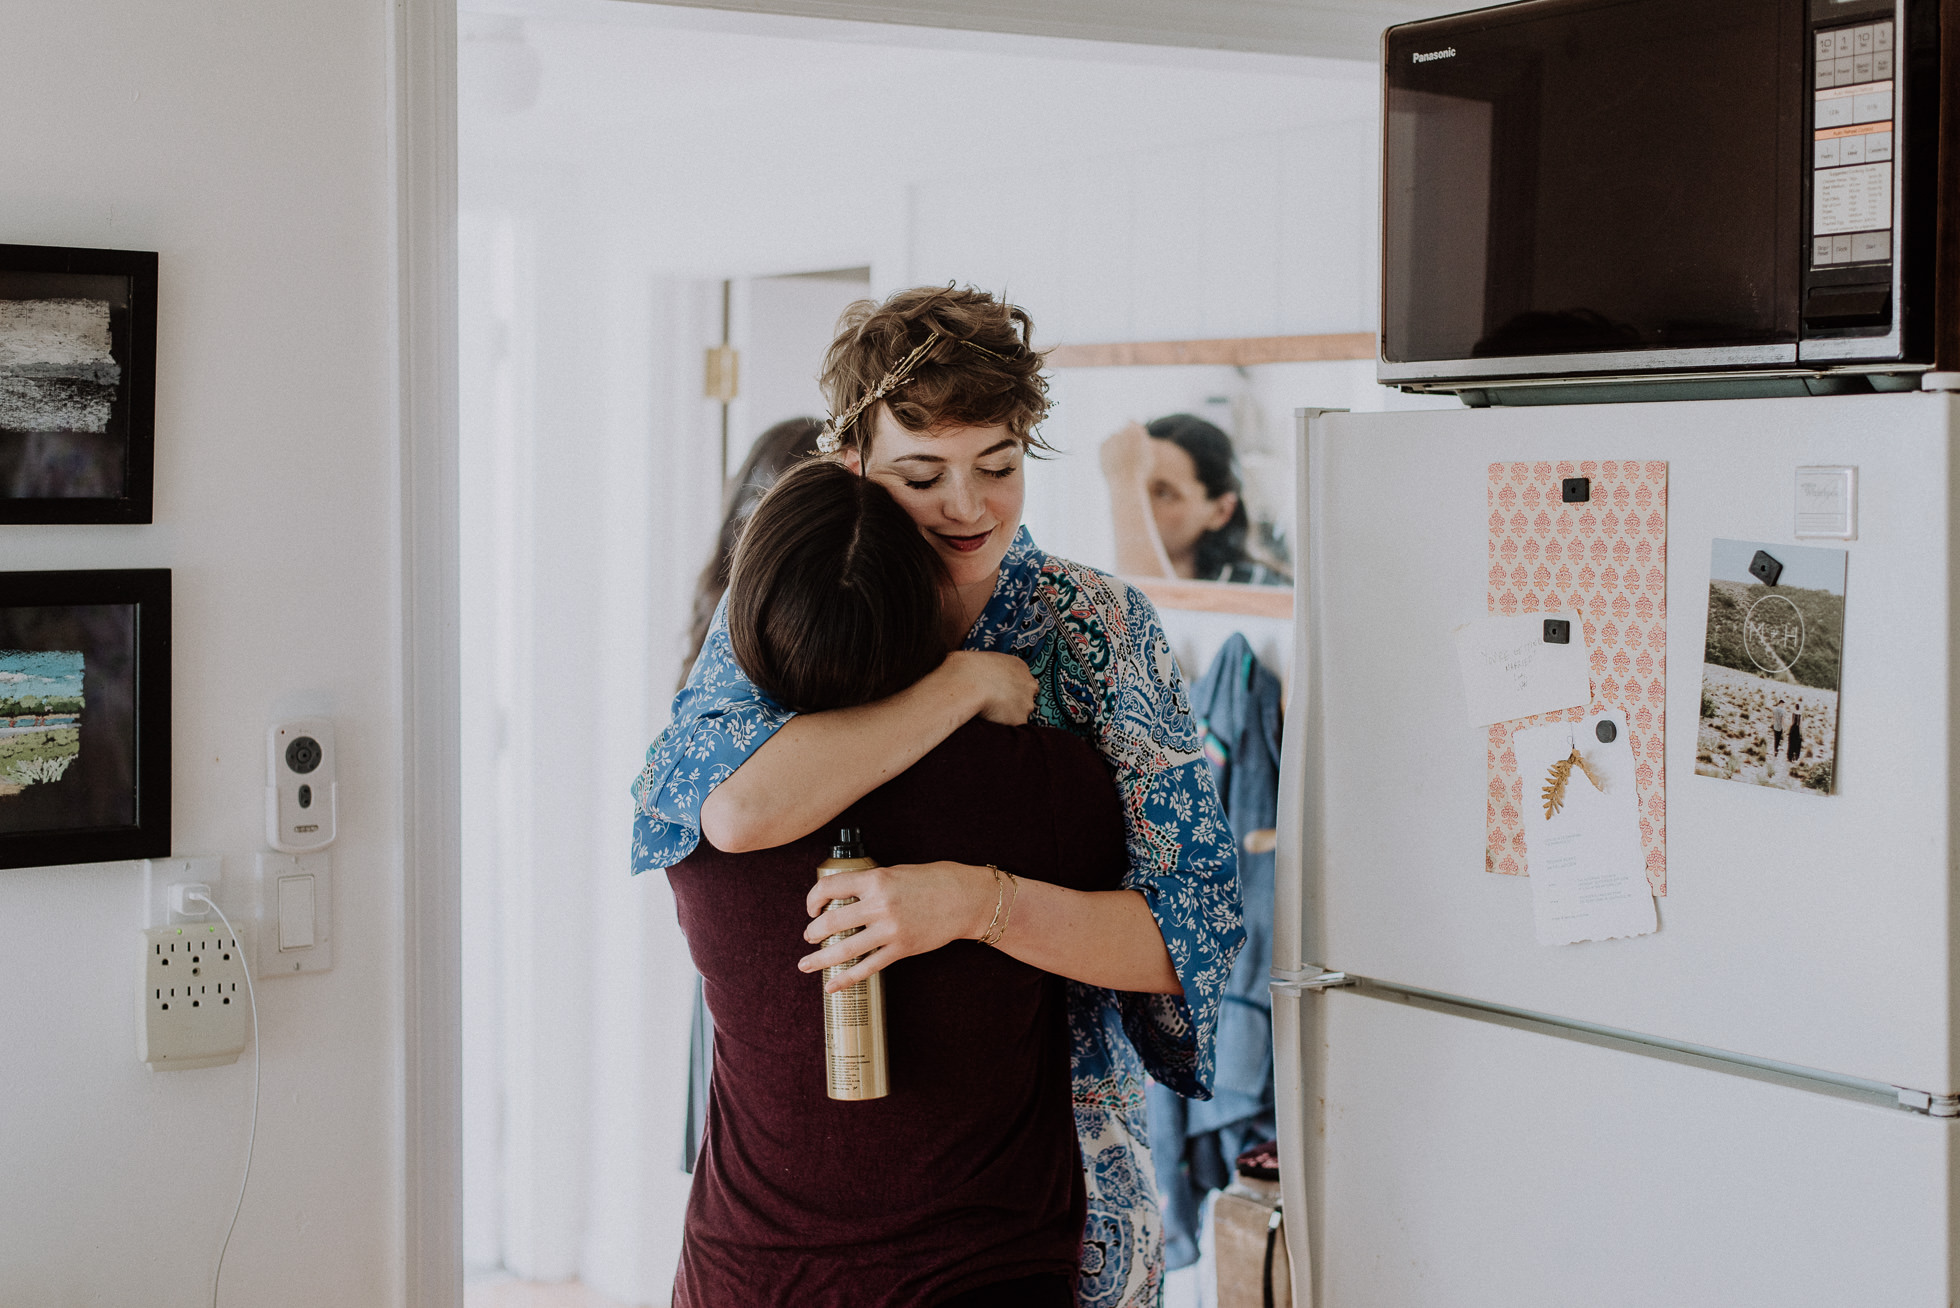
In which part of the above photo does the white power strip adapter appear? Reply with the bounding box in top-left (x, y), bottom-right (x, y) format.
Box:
top-left (138, 920), bottom-right (250, 1070)
top-left (134, 864), bottom-right (263, 1308)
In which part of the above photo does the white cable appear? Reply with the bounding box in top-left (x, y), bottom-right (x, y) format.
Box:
top-left (187, 891), bottom-right (260, 1308)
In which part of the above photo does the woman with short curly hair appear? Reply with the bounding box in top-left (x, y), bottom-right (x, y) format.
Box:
top-left (634, 285), bottom-right (1244, 1308)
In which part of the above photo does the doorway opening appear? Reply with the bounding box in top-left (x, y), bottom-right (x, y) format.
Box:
top-left (457, 4), bottom-right (1399, 1303)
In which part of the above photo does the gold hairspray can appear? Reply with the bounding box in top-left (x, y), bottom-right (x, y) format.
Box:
top-left (817, 827), bottom-right (889, 1100)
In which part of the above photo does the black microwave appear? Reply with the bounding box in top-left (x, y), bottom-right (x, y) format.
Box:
top-left (1379, 0), bottom-right (1958, 403)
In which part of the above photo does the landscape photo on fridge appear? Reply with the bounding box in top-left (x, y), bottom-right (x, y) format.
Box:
top-left (1695, 538), bottom-right (1845, 795)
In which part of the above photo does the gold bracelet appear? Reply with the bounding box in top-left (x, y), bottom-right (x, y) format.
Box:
top-left (979, 864), bottom-right (1009, 946)
top-left (993, 869), bottom-right (1019, 947)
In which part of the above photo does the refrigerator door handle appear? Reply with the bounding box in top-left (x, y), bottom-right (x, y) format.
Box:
top-left (1894, 1086), bottom-right (1960, 1117)
top-left (1271, 408), bottom-right (1344, 1308)
top-left (1271, 983), bottom-right (1314, 1308)
top-left (1274, 407), bottom-right (1343, 980)
top-left (1271, 967), bottom-right (1353, 993)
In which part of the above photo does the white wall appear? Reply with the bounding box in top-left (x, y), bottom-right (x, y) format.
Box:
top-left (0, 5), bottom-right (405, 1307)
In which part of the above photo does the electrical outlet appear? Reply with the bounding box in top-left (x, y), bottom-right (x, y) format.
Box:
top-left (142, 856), bottom-right (224, 929)
top-left (139, 921), bottom-right (251, 1070)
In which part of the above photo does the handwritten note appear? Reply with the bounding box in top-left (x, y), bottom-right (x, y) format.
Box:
top-left (1452, 612), bottom-right (1591, 728)
top-left (1511, 711), bottom-right (1657, 947)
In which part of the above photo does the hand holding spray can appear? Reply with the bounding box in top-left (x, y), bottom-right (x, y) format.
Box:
top-left (816, 827), bottom-right (889, 1100)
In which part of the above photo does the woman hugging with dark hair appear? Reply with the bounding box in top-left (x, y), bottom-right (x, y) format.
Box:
top-left (668, 458), bottom-right (1136, 1308)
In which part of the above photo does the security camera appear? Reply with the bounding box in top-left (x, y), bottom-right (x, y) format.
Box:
top-left (267, 718), bottom-right (336, 852)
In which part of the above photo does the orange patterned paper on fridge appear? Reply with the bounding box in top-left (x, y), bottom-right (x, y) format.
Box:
top-left (1487, 460), bottom-right (1668, 895)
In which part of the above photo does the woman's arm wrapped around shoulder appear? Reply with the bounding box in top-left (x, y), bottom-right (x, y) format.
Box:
top-left (632, 603), bottom-right (1039, 868)
top-left (1048, 561), bottom-right (1247, 1100)
top-left (631, 615), bottom-right (798, 873)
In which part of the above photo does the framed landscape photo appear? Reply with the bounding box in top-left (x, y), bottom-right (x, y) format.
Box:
top-left (0, 243), bottom-right (158, 523)
top-left (0, 569), bottom-right (169, 869)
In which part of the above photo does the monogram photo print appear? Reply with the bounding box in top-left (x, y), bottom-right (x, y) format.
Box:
top-left (1694, 538), bottom-right (1846, 795)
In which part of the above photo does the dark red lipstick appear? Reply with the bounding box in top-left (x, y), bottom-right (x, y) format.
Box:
top-left (935, 529), bottom-right (993, 554)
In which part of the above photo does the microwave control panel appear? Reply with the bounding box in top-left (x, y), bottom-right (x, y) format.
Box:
top-left (1805, 9), bottom-right (1896, 332)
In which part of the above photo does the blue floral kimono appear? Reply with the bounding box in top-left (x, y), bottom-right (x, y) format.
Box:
top-left (633, 527), bottom-right (1244, 1308)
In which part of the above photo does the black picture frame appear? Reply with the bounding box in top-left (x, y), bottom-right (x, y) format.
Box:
top-left (0, 569), bottom-right (169, 869)
top-left (0, 243), bottom-right (158, 523)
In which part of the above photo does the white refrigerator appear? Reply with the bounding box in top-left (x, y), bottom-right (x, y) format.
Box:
top-left (1271, 391), bottom-right (1960, 1306)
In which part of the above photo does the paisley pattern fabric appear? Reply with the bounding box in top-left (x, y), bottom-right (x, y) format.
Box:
top-left (632, 527), bottom-right (1244, 1308)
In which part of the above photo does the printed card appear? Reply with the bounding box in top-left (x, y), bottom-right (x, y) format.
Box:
top-left (1512, 711), bottom-right (1658, 947)
top-left (1452, 612), bottom-right (1591, 727)
top-left (1694, 538), bottom-right (1845, 795)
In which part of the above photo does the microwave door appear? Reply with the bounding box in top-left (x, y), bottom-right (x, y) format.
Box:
top-left (1381, 0), bottom-right (1806, 383)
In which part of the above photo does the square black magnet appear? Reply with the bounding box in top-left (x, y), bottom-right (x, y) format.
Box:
top-left (1543, 618), bottom-right (1571, 644)
top-left (1561, 477), bottom-right (1590, 503)
top-left (1748, 549), bottom-right (1784, 586)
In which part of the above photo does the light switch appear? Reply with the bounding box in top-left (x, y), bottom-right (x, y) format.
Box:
top-left (257, 851), bottom-right (332, 976)
top-left (278, 875), bottom-right (316, 950)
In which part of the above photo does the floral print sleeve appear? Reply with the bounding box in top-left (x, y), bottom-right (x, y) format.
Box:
top-left (970, 536), bottom-right (1244, 1307)
top-left (1038, 560), bottom-right (1244, 1099)
top-left (629, 601), bottom-right (795, 874)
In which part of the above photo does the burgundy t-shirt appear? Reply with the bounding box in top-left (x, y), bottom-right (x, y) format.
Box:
top-left (667, 718), bottom-right (1129, 1308)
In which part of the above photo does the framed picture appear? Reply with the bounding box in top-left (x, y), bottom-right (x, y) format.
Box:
top-left (0, 569), bottom-right (170, 869)
top-left (0, 243), bottom-right (158, 523)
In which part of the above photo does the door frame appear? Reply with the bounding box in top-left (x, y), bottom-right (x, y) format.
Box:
top-left (397, 1), bottom-right (462, 1305)
top-left (396, 3), bottom-right (1384, 1303)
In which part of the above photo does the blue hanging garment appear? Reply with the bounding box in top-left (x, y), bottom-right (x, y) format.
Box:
top-left (1148, 631), bottom-right (1281, 1268)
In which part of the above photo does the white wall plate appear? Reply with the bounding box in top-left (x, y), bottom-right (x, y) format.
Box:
top-left (140, 855), bottom-right (224, 929)
top-left (255, 851), bottom-right (333, 977)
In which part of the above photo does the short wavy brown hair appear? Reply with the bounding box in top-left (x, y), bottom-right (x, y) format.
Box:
top-left (818, 285), bottom-right (1053, 457)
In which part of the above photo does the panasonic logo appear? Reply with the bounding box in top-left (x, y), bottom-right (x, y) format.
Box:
top-left (1412, 47), bottom-right (1457, 62)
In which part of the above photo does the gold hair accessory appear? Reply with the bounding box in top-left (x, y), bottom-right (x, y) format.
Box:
top-left (816, 335), bottom-right (1024, 454)
top-left (818, 335), bottom-right (941, 455)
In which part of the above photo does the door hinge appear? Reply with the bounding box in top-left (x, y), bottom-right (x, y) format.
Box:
top-left (1893, 1086), bottom-right (1960, 1116)
top-left (703, 345), bottom-right (739, 402)
top-left (1271, 967), bottom-right (1354, 995)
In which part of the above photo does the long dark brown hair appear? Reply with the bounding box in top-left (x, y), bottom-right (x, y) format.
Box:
top-left (680, 416), bottom-right (825, 686)
top-left (726, 459), bottom-right (947, 713)
top-left (1146, 412), bottom-right (1255, 582)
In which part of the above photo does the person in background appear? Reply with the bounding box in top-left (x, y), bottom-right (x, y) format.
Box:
top-left (670, 458), bottom-right (1148, 1307)
top-left (1100, 414), bottom-right (1289, 586)
top-left (679, 415), bottom-right (826, 686)
top-left (677, 414), bottom-right (823, 1172)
